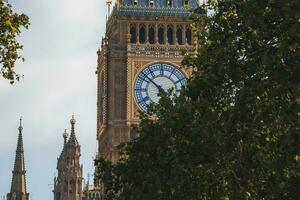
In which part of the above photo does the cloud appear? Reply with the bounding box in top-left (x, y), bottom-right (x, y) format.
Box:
top-left (0, 0), bottom-right (107, 199)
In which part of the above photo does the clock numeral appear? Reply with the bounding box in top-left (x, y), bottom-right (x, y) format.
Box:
top-left (169, 68), bottom-right (175, 78)
top-left (143, 79), bottom-right (150, 84)
top-left (138, 96), bottom-right (150, 104)
top-left (148, 68), bottom-right (155, 78)
top-left (135, 88), bottom-right (147, 92)
top-left (160, 65), bottom-right (164, 76)
top-left (139, 73), bottom-right (146, 80)
top-left (174, 78), bottom-right (185, 84)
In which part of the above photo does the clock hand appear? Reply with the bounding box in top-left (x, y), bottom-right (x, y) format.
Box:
top-left (141, 72), bottom-right (159, 88)
top-left (141, 72), bottom-right (166, 95)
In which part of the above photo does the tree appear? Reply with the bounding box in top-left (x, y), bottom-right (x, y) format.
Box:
top-left (0, 0), bottom-right (29, 83)
top-left (95, 0), bottom-right (300, 199)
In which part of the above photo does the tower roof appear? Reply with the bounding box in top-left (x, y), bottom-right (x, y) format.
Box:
top-left (121, 0), bottom-right (198, 8)
top-left (7, 117), bottom-right (29, 200)
top-left (109, 0), bottom-right (198, 19)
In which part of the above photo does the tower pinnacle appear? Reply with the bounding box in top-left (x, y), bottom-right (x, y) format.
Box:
top-left (63, 129), bottom-right (68, 145)
top-left (66, 115), bottom-right (79, 147)
top-left (54, 116), bottom-right (83, 200)
top-left (106, 0), bottom-right (112, 18)
top-left (7, 117), bottom-right (29, 200)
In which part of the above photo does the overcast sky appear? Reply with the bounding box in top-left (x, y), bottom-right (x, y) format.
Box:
top-left (0, 0), bottom-right (108, 199)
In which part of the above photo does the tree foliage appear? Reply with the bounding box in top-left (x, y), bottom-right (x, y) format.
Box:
top-left (0, 0), bottom-right (29, 83)
top-left (95, 0), bottom-right (300, 199)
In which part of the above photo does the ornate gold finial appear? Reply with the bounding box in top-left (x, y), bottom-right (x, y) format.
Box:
top-left (63, 129), bottom-right (68, 143)
top-left (70, 115), bottom-right (76, 125)
top-left (18, 116), bottom-right (23, 133)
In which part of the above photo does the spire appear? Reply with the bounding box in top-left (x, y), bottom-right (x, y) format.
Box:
top-left (67, 115), bottom-right (79, 147)
top-left (7, 117), bottom-right (29, 200)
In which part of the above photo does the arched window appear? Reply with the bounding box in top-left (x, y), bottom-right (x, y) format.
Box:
top-left (148, 25), bottom-right (155, 44)
top-left (167, 26), bottom-right (174, 44)
top-left (167, 0), bottom-right (172, 7)
top-left (70, 180), bottom-right (75, 193)
top-left (158, 26), bottom-right (164, 44)
top-left (56, 192), bottom-right (61, 200)
top-left (133, 0), bottom-right (138, 6)
top-left (64, 181), bottom-right (68, 192)
top-left (77, 180), bottom-right (81, 194)
top-left (130, 25), bottom-right (137, 43)
top-left (139, 25), bottom-right (146, 44)
top-left (186, 27), bottom-right (192, 45)
top-left (72, 157), bottom-right (75, 165)
top-left (176, 27), bottom-right (183, 45)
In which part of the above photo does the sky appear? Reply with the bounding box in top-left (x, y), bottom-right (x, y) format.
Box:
top-left (0, 0), bottom-right (109, 199)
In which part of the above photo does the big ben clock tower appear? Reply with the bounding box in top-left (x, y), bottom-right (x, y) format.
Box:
top-left (96, 0), bottom-right (198, 163)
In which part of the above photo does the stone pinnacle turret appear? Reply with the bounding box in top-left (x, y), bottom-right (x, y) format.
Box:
top-left (7, 117), bottom-right (30, 200)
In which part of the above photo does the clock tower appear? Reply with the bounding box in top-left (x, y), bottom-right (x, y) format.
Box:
top-left (96, 0), bottom-right (198, 163)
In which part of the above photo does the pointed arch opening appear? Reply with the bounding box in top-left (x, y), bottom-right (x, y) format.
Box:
top-left (158, 26), bottom-right (164, 44)
top-left (186, 27), bottom-right (192, 45)
top-left (70, 180), bottom-right (75, 193)
top-left (167, 26), bottom-right (174, 44)
top-left (148, 25), bottom-right (155, 44)
top-left (130, 25), bottom-right (137, 43)
top-left (130, 129), bottom-right (138, 141)
top-left (56, 192), bottom-right (61, 200)
top-left (139, 25), bottom-right (146, 44)
top-left (176, 26), bottom-right (183, 45)
top-left (64, 181), bottom-right (68, 192)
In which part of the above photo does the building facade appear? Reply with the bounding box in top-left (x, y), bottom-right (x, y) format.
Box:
top-left (7, 118), bottom-right (30, 200)
top-left (82, 181), bottom-right (101, 200)
top-left (96, 0), bottom-right (198, 163)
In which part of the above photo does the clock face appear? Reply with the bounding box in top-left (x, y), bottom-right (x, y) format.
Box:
top-left (134, 63), bottom-right (187, 112)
